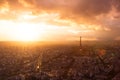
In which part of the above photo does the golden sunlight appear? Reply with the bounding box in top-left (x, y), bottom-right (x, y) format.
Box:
top-left (14, 27), bottom-right (39, 41)
top-left (10, 23), bottom-right (42, 41)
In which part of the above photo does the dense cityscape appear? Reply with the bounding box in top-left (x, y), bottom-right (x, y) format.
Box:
top-left (0, 0), bottom-right (120, 80)
top-left (0, 41), bottom-right (120, 80)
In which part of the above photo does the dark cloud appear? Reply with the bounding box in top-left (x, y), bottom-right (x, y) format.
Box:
top-left (23, 0), bottom-right (115, 25)
top-left (0, 0), bottom-right (117, 20)
top-left (71, 0), bottom-right (112, 17)
top-left (0, 0), bottom-right (120, 40)
top-left (113, 0), bottom-right (120, 11)
top-left (96, 17), bottom-right (120, 40)
top-left (28, 0), bottom-right (112, 22)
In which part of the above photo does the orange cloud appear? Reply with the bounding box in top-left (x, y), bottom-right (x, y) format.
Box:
top-left (0, 0), bottom-right (120, 41)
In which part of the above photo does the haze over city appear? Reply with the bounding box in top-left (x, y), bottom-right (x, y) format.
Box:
top-left (0, 0), bottom-right (120, 41)
top-left (1, 0), bottom-right (120, 80)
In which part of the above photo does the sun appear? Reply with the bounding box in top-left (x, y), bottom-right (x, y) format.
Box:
top-left (14, 27), bottom-right (39, 41)
top-left (16, 27), bottom-right (38, 41)
top-left (12, 23), bottom-right (41, 41)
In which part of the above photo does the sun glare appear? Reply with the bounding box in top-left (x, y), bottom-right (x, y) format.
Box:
top-left (15, 27), bottom-right (38, 41)
top-left (11, 23), bottom-right (42, 42)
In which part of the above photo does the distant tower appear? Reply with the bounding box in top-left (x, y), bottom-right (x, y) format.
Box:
top-left (80, 36), bottom-right (82, 50)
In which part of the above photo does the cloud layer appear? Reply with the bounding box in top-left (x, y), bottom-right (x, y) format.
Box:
top-left (0, 0), bottom-right (120, 40)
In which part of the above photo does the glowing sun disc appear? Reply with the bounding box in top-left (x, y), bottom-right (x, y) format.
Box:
top-left (13, 25), bottom-right (40, 41)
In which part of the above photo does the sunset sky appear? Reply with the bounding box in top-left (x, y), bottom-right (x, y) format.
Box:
top-left (0, 0), bottom-right (120, 41)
